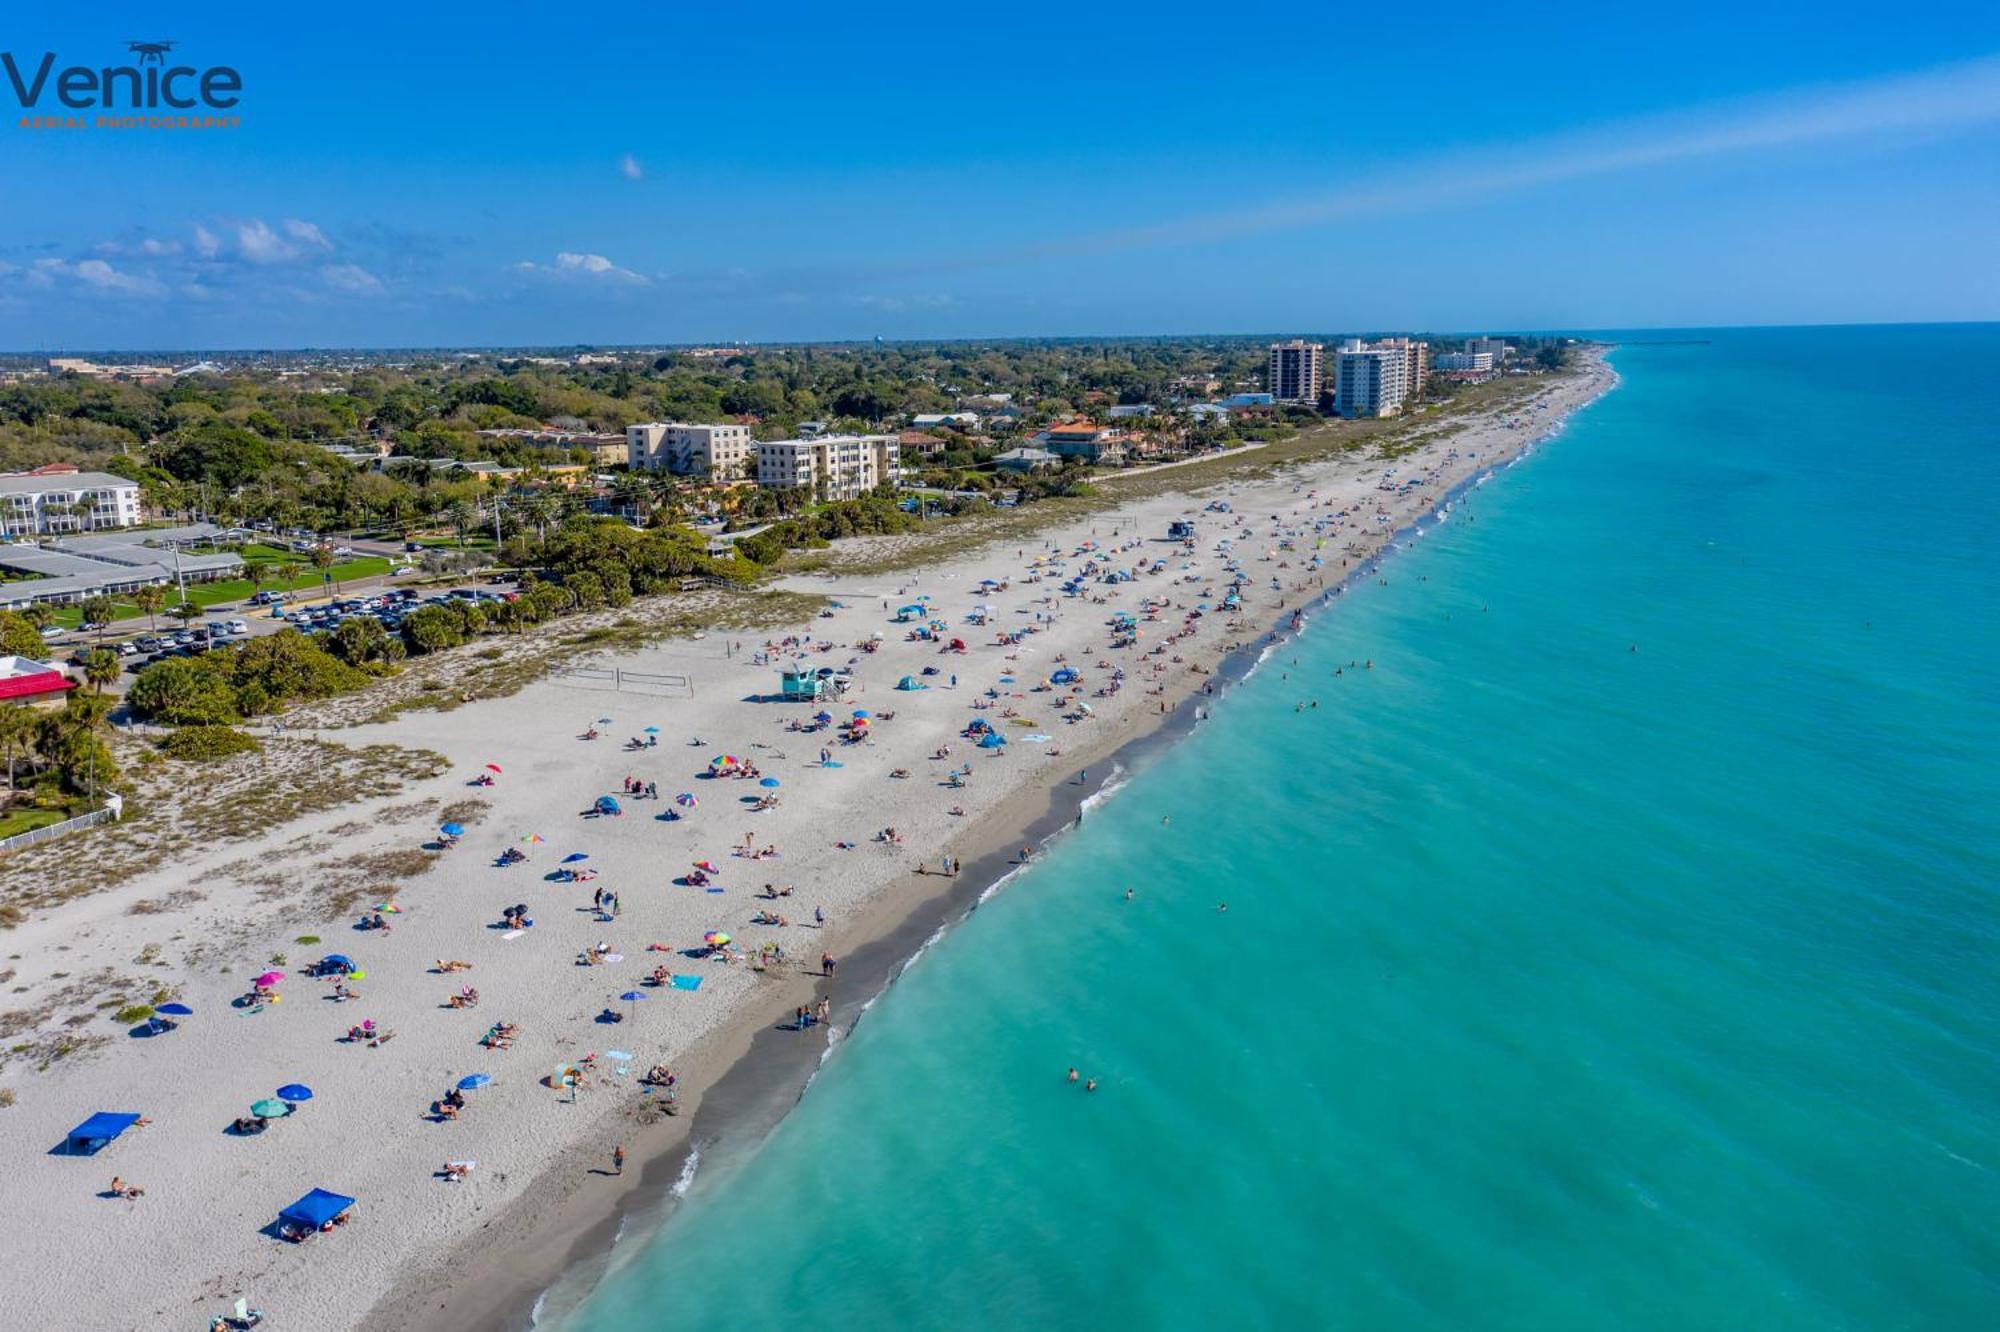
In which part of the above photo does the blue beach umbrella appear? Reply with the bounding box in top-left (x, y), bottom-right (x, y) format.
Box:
top-left (852, 709), bottom-right (870, 719)
top-left (155, 1003), bottom-right (193, 1017)
top-left (440, 822), bottom-right (465, 837)
top-left (643, 726), bottom-right (660, 734)
top-left (759, 777), bottom-right (781, 788)
top-left (562, 853), bottom-right (589, 864)
top-left (456, 1074), bottom-right (492, 1091)
top-left (619, 989), bottom-right (648, 1018)
top-left (277, 1084), bottom-right (314, 1102)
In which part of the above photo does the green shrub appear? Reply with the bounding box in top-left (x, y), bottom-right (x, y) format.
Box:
top-left (112, 1005), bottom-right (154, 1025)
top-left (158, 726), bottom-right (261, 762)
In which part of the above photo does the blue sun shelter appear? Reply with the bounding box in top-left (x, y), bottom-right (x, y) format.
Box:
top-left (60, 1111), bottom-right (142, 1156)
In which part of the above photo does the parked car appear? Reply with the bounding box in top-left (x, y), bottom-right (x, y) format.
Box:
top-left (38, 624), bottom-right (64, 640)
top-left (224, 618), bottom-right (249, 635)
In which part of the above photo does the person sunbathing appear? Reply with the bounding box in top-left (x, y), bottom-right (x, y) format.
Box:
top-left (441, 1161), bottom-right (474, 1182)
top-left (435, 960), bottom-right (472, 973)
top-left (109, 1177), bottom-right (144, 1200)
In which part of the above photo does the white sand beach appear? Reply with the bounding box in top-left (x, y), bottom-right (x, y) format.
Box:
top-left (0, 356), bottom-right (1612, 1330)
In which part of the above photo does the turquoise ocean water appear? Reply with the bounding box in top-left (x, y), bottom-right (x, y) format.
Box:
top-left (563, 326), bottom-right (2000, 1331)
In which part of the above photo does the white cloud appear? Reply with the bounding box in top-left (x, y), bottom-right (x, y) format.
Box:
top-left (192, 224), bottom-right (220, 258)
top-left (284, 219), bottom-right (333, 249)
top-left (620, 153), bottom-right (644, 181)
top-left (26, 258), bottom-right (165, 297)
top-left (321, 263), bottom-right (383, 293)
top-left (518, 251), bottom-right (650, 285)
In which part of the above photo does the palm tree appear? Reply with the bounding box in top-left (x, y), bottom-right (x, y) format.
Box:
top-left (244, 563), bottom-right (271, 601)
top-left (310, 544), bottom-right (337, 595)
top-left (78, 595), bottom-right (115, 643)
top-left (82, 648), bottom-right (119, 694)
top-left (134, 584), bottom-right (166, 631)
top-left (275, 562), bottom-right (305, 595)
top-left (0, 705), bottom-right (37, 796)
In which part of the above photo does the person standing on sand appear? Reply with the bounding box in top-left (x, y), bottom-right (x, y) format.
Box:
top-left (612, 1144), bottom-right (625, 1176)
top-left (821, 952), bottom-right (836, 977)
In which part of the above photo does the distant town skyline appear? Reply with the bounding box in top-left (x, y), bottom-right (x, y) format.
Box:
top-left (3, 3), bottom-right (1998, 348)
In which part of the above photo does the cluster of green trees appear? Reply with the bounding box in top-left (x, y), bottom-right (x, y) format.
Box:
top-left (0, 695), bottom-right (119, 802)
top-left (127, 630), bottom-right (374, 724)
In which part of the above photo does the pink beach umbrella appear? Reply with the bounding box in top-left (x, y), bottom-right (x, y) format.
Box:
top-left (254, 971), bottom-right (285, 987)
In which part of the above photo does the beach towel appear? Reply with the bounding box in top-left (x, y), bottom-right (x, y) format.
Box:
top-left (502, 930), bottom-right (525, 940)
top-left (670, 975), bottom-right (703, 991)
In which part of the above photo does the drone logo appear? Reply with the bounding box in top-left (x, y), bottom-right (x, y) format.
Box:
top-left (126, 41), bottom-right (176, 66)
top-left (2, 38), bottom-right (243, 122)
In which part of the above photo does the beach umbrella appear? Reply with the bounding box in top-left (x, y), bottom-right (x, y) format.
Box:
top-left (277, 1084), bottom-right (314, 1102)
top-left (759, 777), bottom-right (781, 789)
top-left (440, 822), bottom-right (465, 837)
top-left (524, 833), bottom-right (545, 844)
top-left (562, 853), bottom-right (589, 864)
top-left (852, 709), bottom-right (870, 719)
top-left (456, 1074), bottom-right (492, 1092)
top-left (484, 763), bottom-right (503, 773)
top-left (675, 793), bottom-right (697, 808)
top-left (703, 931), bottom-right (730, 946)
top-left (254, 971), bottom-right (285, 987)
top-left (249, 1098), bottom-right (291, 1119)
top-left (321, 954), bottom-right (353, 971)
top-left (619, 990), bottom-right (648, 1018)
top-left (156, 1002), bottom-right (193, 1017)
top-left (643, 726), bottom-right (660, 734)
top-left (694, 860), bottom-right (719, 874)
top-left (597, 717), bottom-right (613, 724)
top-left (813, 711), bottom-right (833, 723)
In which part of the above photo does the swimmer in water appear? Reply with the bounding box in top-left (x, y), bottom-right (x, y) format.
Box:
top-left (1124, 888), bottom-right (1134, 901)
top-left (1085, 1079), bottom-right (1098, 1092)
top-left (1068, 1067), bottom-right (1079, 1083)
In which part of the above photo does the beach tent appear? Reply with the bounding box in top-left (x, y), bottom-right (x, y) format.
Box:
top-left (60, 1111), bottom-right (141, 1156)
top-left (278, 1188), bottom-right (356, 1233)
top-left (594, 796), bottom-right (622, 816)
top-left (1050, 667), bottom-right (1080, 685)
top-left (978, 732), bottom-right (1008, 749)
top-left (896, 675), bottom-right (927, 691)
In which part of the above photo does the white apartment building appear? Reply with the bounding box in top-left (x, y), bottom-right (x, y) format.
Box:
top-left (1371, 337), bottom-right (1430, 400)
top-left (1266, 340), bottom-right (1323, 404)
top-left (755, 435), bottom-right (900, 500)
top-left (626, 422), bottom-right (756, 479)
top-left (0, 469), bottom-right (143, 538)
top-left (1333, 340), bottom-right (1409, 418)
top-left (1434, 351), bottom-right (1496, 372)
top-left (1467, 336), bottom-right (1511, 364)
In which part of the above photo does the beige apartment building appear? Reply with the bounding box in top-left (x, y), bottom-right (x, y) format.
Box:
top-left (626, 422), bottom-right (755, 478)
top-left (755, 435), bottom-right (900, 500)
top-left (1266, 340), bottom-right (1323, 404)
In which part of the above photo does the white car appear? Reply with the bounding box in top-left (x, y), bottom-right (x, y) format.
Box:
top-left (225, 619), bottom-right (250, 635)
top-left (39, 624), bottom-right (64, 640)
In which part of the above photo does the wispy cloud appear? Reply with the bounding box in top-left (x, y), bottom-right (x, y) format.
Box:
top-left (991, 52), bottom-right (2000, 263)
top-left (516, 251), bottom-right (651, 285)
top-left (620, 153), bottom-right (644, 182)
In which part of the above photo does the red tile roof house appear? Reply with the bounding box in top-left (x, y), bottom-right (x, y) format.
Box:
top-left (0, 656), bottom-right (75, 707)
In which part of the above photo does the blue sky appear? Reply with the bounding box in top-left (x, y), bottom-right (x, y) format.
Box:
top-left (2, 1), bottom-right (1998, 349)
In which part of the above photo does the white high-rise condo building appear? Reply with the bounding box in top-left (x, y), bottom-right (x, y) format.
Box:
top-left (1370, 337), bottom-right (1429, 401)
top-left (626, 423), bottom-right (755, 479)
top-left (1266, 340), bottom-right (1323, 404)
top-left (0, 469), bottom-right (143, 538)
top-left (1434, 351), bottom-right (1495, 372)
top-left (755, 436), bottom-right (901, 500)
top-left (1333, 340), bottom-right (1410, 418)
top-left (1467, 336), bottom-right (1511, 364)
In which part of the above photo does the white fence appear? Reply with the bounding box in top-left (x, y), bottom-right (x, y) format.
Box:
top-left (0, 805), bottom-right (117, 855)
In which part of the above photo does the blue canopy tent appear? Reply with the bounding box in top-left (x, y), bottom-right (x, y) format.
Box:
top-left (896, 675), bottom-right (927, 691)
top-left (978, 732), bottom-right (1008, 749)
top-left (1050, 667), bottom-right (1080, 685)
top-left (60, 1111), bottom-right (141, 1156)
top-left (278, 1187), bottom-right (356, 1236)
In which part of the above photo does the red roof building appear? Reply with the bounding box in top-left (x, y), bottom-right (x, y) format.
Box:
top-left (0, 656), bottom-right (75, 705)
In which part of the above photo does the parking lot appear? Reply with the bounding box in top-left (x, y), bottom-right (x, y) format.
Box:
top-left (37, 576), bottom-right (518, 692)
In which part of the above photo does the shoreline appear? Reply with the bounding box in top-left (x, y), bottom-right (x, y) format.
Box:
top-left (389, 352), bottom-right (1620, 1332)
